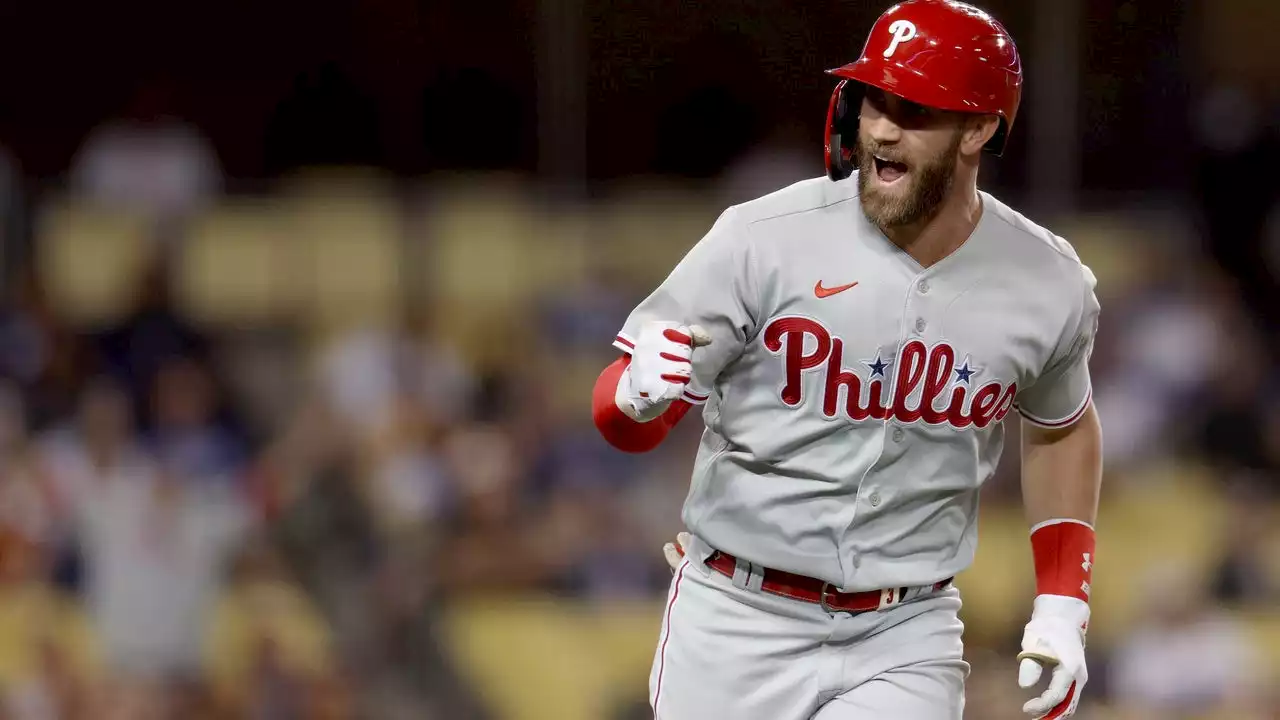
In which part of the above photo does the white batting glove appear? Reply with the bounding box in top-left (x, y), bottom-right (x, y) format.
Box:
top-left (1017, 595), bottom-right (1090, 719)
top-left (663, 532), bottom-right (692, 571)
top-left (615, 321), bottom-right (712, 422)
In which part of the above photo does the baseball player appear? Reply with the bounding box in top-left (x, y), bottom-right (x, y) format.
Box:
top-left (591, 1), bottom-right (1102, 718)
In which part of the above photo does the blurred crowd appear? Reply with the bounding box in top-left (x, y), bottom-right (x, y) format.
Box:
top-left (0, 81), bottom-right (1275, 720)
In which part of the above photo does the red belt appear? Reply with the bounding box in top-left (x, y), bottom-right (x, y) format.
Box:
top-left (705, 551), bottom-right (953, 614)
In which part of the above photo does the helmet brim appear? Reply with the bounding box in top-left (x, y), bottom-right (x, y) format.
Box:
top-left (825, 63), bottom-right (1012, 156)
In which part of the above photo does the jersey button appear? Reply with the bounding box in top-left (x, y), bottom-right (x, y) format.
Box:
top-left (892, 428), bottom-right (905, 442)
top-left (917, 280), bottom-right (930, 294)
top-left (868, 492), bottom-right (882, 507)
top-left (914, 317), bottom-right (927, 333)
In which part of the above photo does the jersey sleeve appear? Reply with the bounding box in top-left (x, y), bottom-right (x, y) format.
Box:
top-left (613, 207), bottom-right (759, 405)
top-left (1014, 263), bottom-right (1100, 428)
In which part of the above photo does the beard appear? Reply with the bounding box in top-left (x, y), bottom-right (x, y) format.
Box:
top-left (855, 130), bottom-right (963, 230)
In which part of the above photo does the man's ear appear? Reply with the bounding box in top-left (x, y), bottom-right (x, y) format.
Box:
top-left (960, 115), bottom-right (1001, 155)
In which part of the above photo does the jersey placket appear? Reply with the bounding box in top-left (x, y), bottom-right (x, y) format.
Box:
top-left (837, 268), bottom-right (937, 589)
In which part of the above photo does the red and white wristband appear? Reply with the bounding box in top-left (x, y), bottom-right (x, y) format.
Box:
top-left (1029, 518), bottom-right (1095, 603)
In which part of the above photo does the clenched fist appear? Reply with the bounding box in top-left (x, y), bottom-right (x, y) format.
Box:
top-left (615, 321), bottom-right (712, 422)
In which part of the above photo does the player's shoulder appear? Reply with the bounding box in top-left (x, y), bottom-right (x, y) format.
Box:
top-left (721, 175), bottom-right (857, 230)
top-left (980, 192), bottom-right (1097, 294)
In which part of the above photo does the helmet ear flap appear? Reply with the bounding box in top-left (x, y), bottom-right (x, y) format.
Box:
top-left (824, 80), bottom-right (862, 182)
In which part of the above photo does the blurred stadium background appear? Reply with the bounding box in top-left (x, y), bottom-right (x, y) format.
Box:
top-left (0, 0), bottom-right (1275, 718)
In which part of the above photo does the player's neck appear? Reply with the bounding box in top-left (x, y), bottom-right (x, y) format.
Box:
top-left (882, 179), bottom-right (983, 269)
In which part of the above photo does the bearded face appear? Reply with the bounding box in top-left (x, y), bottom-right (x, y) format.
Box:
top-left (853, 88), bottom-right (970, 230)
top-left (855, 125), bottom-right (963, 229)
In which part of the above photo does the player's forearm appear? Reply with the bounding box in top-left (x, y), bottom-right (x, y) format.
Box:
top-left (1019, 403), bottom-right (1103, 603)
top-left (1020, 403), bottom-right (1102, 527)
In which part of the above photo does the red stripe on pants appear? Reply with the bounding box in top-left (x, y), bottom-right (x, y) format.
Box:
top-left (653, 562), bottom-right (687, 718)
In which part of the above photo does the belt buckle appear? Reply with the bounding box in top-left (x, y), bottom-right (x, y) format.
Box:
top-left (819, 582), bottom-right (837, 614)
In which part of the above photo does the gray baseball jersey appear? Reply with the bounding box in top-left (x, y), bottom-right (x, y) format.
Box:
top-left (613, 173), bottom-right (1099, 592)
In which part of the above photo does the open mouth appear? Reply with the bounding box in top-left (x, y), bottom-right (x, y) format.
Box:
top-left (873, 154), bottom-right (909, 184)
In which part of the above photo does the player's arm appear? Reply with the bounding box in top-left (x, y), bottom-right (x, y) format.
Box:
top-left (1014, 405), bottom-right (1102, 720)
top-left (1020, 405), bottom-right (1102, 619)
top-left (1021, 405), bottom-right (1102, 529)
top-left (593, 207), bottom-right (759, 453)
top-left (1012, 264), bottom-right (1102, 720)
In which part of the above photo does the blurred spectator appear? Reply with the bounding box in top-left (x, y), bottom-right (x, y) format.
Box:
top-left (363, 397), bottom-right (453, 536)
top-left (533, 271), bottom-right (636, 361)
top-left (1210, 478), bottom-right (1280, 607)
top-left (0, 527), bottom-right (102, 720)
top-left (97, 675), bottom-right (187, 720)
top-left (0, 383), bottom-right (56, 549)
top-left (93, 254), bottom-right (213, 425)
top-left (0, 270), bottom-right (94, 429)
top-left (39, 378), bottom-right (250, 679)
top-left (546, 485), bottom-right (669, 600)
top-left (1088, 241), bottom-right (1236, 470)
top-left (434, 424), bottom-right (557, 594)
top-left (1192, 320), bottom-right (1276, 474)
top-left (956, 648), bottom-right (1025, 720)
top-left (0, 276), bottom-right (49, 389)
top-left (619, 422), bottom-right (705, 579)
top-left (69, 78), bottom-right (222, 242)
top-left (148, 356), bottom-right (246, 487)
top-left (1108, 561), bottom-right (1263, 717)
top-left (203, 539), bottom-right (338, 718)
top-left (36, 378), bottom-right (151, 554)
top-left (247, 394), bottom-right (361, 531)
top-left (317, 310), bottom-right (477, 439)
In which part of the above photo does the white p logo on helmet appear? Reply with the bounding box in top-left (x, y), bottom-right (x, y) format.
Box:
top-left (883, 19), bottom-right (917, 58)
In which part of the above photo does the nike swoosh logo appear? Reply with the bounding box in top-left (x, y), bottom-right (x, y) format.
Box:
top-left (814, 280), bottom-right (859, 298)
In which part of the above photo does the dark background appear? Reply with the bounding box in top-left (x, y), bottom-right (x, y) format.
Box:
top-left (0, 0), bottom-right (1199, 188)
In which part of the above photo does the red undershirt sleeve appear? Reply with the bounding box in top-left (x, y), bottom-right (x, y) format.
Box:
top-left (592, 354), bottom-right (694, 453)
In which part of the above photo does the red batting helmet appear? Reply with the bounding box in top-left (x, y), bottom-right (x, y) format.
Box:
top-left (824, 0), bottom-right (1023, 181)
